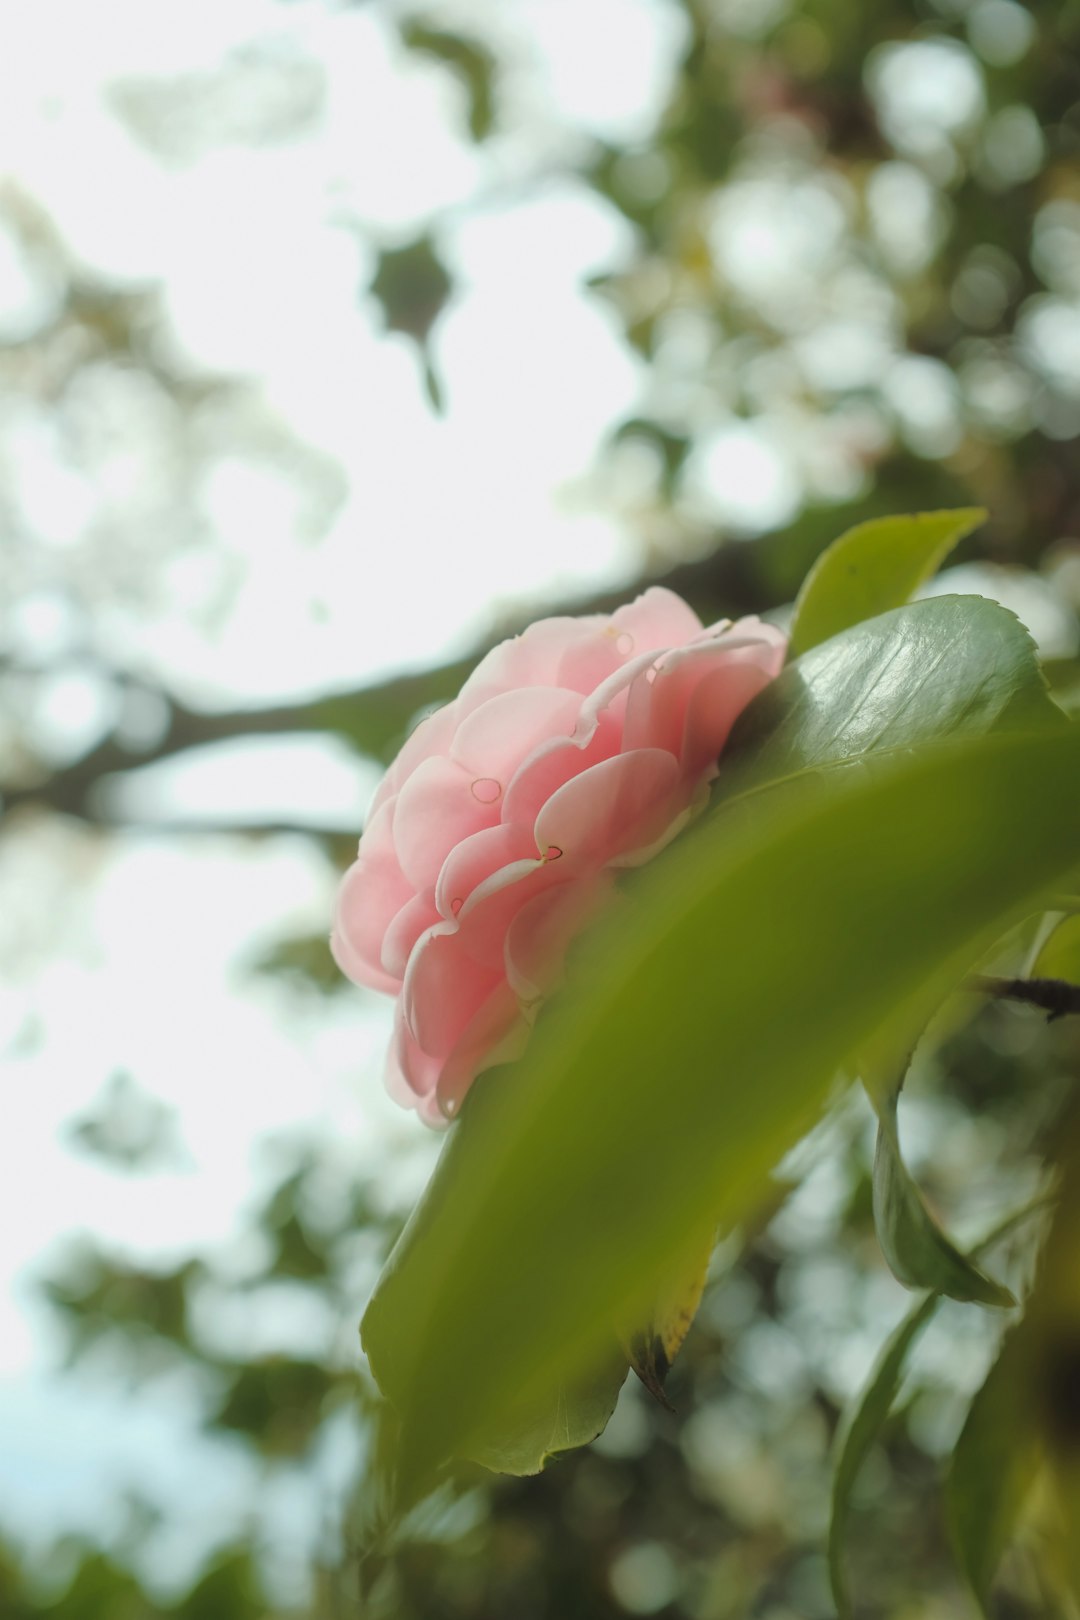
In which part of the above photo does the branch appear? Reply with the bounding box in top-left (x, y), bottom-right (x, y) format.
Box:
top-left (2, 545), bottom-right (773, 827)
top-left (969, 975), bottom-right (1080, 1022)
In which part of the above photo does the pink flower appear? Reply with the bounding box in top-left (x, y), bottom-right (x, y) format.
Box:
top-left (332, 588), bottom-right (786, 1123)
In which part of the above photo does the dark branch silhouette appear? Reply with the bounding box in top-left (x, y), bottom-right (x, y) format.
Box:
top-left (2, 546), bottom-right (772, 828)
top-left (969, 975), bottom-right (1080, 1022)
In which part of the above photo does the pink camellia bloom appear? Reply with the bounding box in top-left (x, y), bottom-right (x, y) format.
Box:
top-left (332, 588), bottom-right (786, 1123)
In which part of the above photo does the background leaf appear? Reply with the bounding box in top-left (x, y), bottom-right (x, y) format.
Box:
top-left (871, 1080), bottom-right (1015, 1306)
top-left (361, 727), bottom-right (1080, 1489)
top-left (1032, 913), bottom-right (1080, 982)
top-left (947, 1325), bottom-right (1042, 1615)
top-left (829, 1292), bottom-right (939, 1620)
top-left (619, 1225), bottom-right (715, 1410)
top-left (829, 1198), bottom-right (1048, 1619)
top-left (399, 22), bottom-right (496, 141)
top-left (788, 509), bottom-right (985, 658)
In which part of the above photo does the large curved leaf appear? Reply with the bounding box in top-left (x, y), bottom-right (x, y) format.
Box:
top-left (366, 1076), bottom-right (628, 1478)
top-left (361, 727), bottom-right (1080, 1491)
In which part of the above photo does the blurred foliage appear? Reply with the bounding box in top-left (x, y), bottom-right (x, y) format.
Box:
top-left (4, 0), bottom-right (1080, 1616)
top-left (369, 234), bottom-right (454, 411)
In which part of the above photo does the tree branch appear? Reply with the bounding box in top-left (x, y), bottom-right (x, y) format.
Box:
top-left (2, 545), bottom-right (773, 827)
top-left (969, 975), bottom-right (1080, 1022)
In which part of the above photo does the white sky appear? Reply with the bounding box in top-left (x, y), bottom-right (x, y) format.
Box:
top-left (0, 0), bottom-right (693, 1584)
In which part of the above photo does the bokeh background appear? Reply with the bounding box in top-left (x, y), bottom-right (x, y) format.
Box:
top-left (3, 1), bottom-right (1080, 1615)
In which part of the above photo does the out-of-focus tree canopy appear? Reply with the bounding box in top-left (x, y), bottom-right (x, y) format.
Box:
top-left (3, 1), bottom-right (1079, 1617)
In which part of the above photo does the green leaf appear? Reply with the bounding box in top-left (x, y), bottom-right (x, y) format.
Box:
top-left (399, 23), bottom-right (496, 141)
top-left (788, 508), bottom-right (985, 658)
top-left (620, 1225), bottom-right (715, 1409)
top-left (369, 236), bottom-right (453, 412)
top-left (727, 595), bottom-right (1057, 794)
top-left (829, 1198), bottom-right (1048, 1619)
top-left (1032, 912), bottom-right (1080, 981)
top-left (829, 1292), bottom-right (939, 1620)
top-left (871, 1079), bottom-right (1015, 1307)
top-left (362, 726), bottom-right (1080, 1490)
top-left (365, 1075), bottom-right (627, 1477)
top-left (466, 1355), bottom-right (628, 1475)
top-left (947, 1325), bottom-right (1042, 1614)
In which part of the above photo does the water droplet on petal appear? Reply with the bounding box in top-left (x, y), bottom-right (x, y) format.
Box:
top-left (615, 631), bottom-right (635, 656)
top-left (450, 897), bottom-right (463, 916)
top-left (471, 777), bottom-right (502, 803)
top-left (440, 1094), bottom-right (458, 1119)
top-left (544, 845), bottom-right (563, 862)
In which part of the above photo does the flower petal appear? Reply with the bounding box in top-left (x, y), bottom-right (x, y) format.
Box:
top-left (381, 889), bottom-right (440, 978)
top-left (433, 823), bottom-right (538, 919)
top-left (450, 686), bottom-right (583, 781)
top-left (501, 709), bottom-right (622, 831)
top-left (612, 585), bottom-right (703, 651)
top-left (621, 620), bottom-right (786, 764)
top-left (681, 641), bottom-right (786, 779)
top-left (534, 748), bottom-right (682, 866)
top-left (453, 851), bottom-right (567, 972)
top-left (387, 1003), bottom-right (442, 1099)
top-left (369, 700), bottom-right (459, 816)
top-left (403, 927), bottom-right (504, 1057)
top-left (456, 618), bottom-right (604, 716)
top-left (331, 800), bottom-right (412, 993)
top-left (393, 754), bottom-right (498, 890)
top-left (435, 983), bottom-right (531, 1119)
top-left (504, 873), bottom-right (615, 1002)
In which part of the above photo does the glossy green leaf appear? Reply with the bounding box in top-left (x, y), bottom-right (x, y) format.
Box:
top-left (788, 509), bottom-right (985, 658)
top-left (728, 595), bottom-right (1057, 793)
top-left (362, 727), bottom-right (1080, 1490)
top-left (871, 1080), bottom-right (1015, 1307)
top-left (829, 1198), bottom-right (1047, 1619)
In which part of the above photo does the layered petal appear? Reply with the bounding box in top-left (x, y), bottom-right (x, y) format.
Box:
top-left (450, 685), bottom-right (583, 781)
top-left (534, 748), bottom-right (682, 867)
top-left (501, 708), bottom-right (622, 831)
top-left (456, 617), bottom-right (603, 716)
top-left (435, 982), bottom-right (530, 1118)
top-left (387, 1002), bottom-right (442, 1099)
top-left (504, 872), bottom-right (616, 1002)
top-left (331, 800), bottom-right (412, 992)
top-left (681, 639), bottom-right (785, 778)
top-left (433, 822), bottom-right (538, 919)
top-left (621, 620), bottom-right (786, 766)
top-left (392, 754), bottom-right (500, 890)
top-left (403, 926), bottom-right (504, 1058)
top-left (381, 889), bottom-right (440, 979)
top-left (369, 700), bottom-right (459, 816)
top-left (611, 585), bottom-right (704, 651)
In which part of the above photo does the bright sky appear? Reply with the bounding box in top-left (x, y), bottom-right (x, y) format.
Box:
top-left (0, 0), bottom-right (692, 1589)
